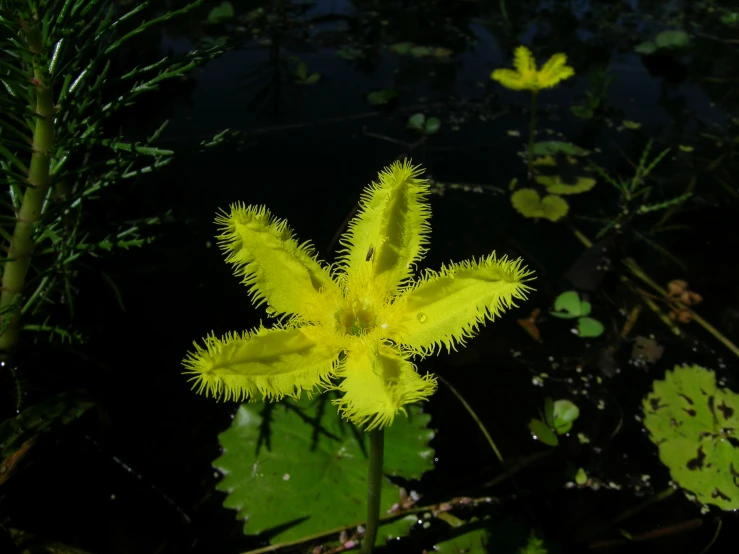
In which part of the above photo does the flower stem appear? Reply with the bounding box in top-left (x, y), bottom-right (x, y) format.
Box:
top-left (0, 18), bottom-right (55, 350)
top-left (527, 91), bottom-right (538, 174)
top-left (360, 428), bottom-right (384, 554)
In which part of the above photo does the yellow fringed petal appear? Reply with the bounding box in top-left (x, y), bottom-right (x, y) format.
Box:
top-left (513, 45), bottom-right (537, 83)
top-left (333, 345), bottom-right (437, 430)
top-left (216, 204), bottom-right (339, 322)
top-left (183, 326), bottom-right (340, 402)
top-left (537, 53), bottom-right (575, 89)
top-left (393, 254), bottom-right (535, 355)
top-left (490, 68), bottom-right (529, 91)
top-left (336, 160), bottom-right (431, 299)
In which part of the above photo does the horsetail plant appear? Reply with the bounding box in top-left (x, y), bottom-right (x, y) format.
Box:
top-left (0, 0), bottom-right (225, 350)
top-left (183, 159), bottom-right (534, 552)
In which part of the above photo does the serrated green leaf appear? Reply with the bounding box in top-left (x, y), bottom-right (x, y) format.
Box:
top-left (528, 418), bottom-right (558, 447)
top-left (643, 364), bottom-right (739, 510)
top-left (578, 317), bottom-right (604, 338)
top-left (214, 396), bottom-right (435, 541)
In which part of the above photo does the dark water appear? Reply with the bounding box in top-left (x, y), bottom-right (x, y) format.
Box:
top-left (4, 0), bottom-right (739, 553)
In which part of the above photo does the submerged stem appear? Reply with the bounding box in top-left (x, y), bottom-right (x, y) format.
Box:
top-left (360, 428), bottom-right (384, 554)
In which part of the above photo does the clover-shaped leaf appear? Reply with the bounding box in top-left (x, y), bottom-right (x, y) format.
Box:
top-left (214, 395), bottom-right (435, 541)
top-left (511, 189), bottom-right (568, 222)
top-left (551, 290), bottom-right (590, 319)
top-left (407, 113), bottom-right (441, 135)
top-left (643, 364), bottom-right (739, 510)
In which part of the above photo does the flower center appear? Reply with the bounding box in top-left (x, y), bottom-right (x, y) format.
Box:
top-left (338, 301), bottom-right (377, 336)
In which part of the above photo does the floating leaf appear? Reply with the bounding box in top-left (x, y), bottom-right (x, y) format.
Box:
top-left (410, 45), bottom-right (431, 57)
top-left (578, 317), bottom-right (604, 338)
top-left (207, 1), bottom-right (234, 24)
top-left (529, 418), bottom-right (558, 447)
top-left (634, 41), bottom-right (657, 55)
top-left (214, 396), bottom-right (435, 541)
top-left (367, 89), bottom-right (399, 105)
top-left (622, 120), bottom-right (641, 130)
top-left (425, 116), bottom-right (441, 134)
top-left (536, 175), bottom-right (596, 195)
top-left (337, 46), bottom-right (364, 60)
top-left (655, 30), bottom-right (690, 50)
top-left (510, 189), bottom-right (569, 222)
top-left (551, 291), bottom-right (584, 319)
top-left (389, 42), bottom-right (413, 54)
top-left (575, 467), bottom-right (588, 486)
top-left (643, 365), bottom-right (739, 510)
top-left (552, 399), bottom-right (580, 434)
top-left (408, 113), bottom-right (426, 131)
top-left (532, 141), bottom-right (588, 157)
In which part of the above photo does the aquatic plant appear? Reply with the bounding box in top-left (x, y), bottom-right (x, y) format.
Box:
top-left (182, 159), bottom-right (533, 551)
top-left (643, 364), bottom-right (739, 510)
top-left (491, 46), bottom-right (575, 170)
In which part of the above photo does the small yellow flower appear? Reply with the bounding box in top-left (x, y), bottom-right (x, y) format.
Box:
top-left (183, 161), bottom-right (534, 430)
top-left (491, 45), bottom-right (575, 91)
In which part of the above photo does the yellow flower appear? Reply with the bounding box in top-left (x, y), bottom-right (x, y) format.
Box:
top-left (183, 161), bottom-right (534, 430)
top-left (491, 45), bottom-right (575, 91)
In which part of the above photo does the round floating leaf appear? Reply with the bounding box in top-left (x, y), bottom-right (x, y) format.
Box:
top-left (207, 1), bottom-right (234, 23)
top-left (511, 189), bottom-right (569, 222)
top-left (552, 400), bottom-right (580, 434)
top-left (528, 418), bottom-right (559, 447)
top-left (537, 175), bottom-right (597, 195)
top-left (655, 30), bottom-right (690, 50)
top-left (410, 45), bottom-right (431, 57)
top-left (643, 365), bottom-right (739, 510)
top-left (425, 117), bottom-right (441, 134)
top-left (389, 42), bottom-right (413, 54)
top-left (578, 317), bottom-right (604, 338)
top-left (214, 396), bottom-right (435, 541)
top-left (551, 291), bottom-right (582, 319)
top-left (407, 113), bottom-right (426, 131)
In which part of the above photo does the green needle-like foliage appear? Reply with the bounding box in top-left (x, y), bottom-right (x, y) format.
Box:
top-left (0, 0), bottom-right (226, 350)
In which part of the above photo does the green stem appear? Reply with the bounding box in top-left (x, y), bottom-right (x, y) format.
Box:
top-left (0, 17), bottom-right (55, 350)
top-left (527, 91), bottom-right (538, 174)
top-left (360, 428), bottom-right (384, 554)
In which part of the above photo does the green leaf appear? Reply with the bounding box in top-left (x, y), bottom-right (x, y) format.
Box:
top-left (552, 400), bottom-right (579, 434)
top-left (551, 291), bottom-right (582, 319)
top-left (302, 73), bottom-right (320, 85)
top-left (389, 42), bottom-right (412, 55)
top-left (528, 418), bottom-right (558, 447)
top-left (510, 189), bottom-right (569, 222)
top-left (543, 397), bottom-right (555, 428)
top-left (295, 61), bottom-right (308, 80)
top-left (425, 117), bottom-right (441, 134)
top-left (410, 45), bottom-right (431, 57)
top-left (337, 46), bottom-right (364, 60)
top-left (532, 141), bottom-right (588, 157)
top-left (575, 467), bottom-right (588, 486)
top-left (654, 30), bottom-right (690, 50)
top-left (367, 89), bottom-right (398, 105)
top-left (634, 41), bottom-right (657, 55)
top-left (436, 526), bottom-right (490, 553)
top-left (643, 365), bottom-right (739, 510)
top-left (207, 1), bottom-right (234, 24)
top-left (578, 317), bottom-right (604, 338)
top-left (407, 113), bottom-right (426, 130)
top-left (537, 175), bottom-right (596, 195)
top-left (214, 396), bottom-right (435, 541)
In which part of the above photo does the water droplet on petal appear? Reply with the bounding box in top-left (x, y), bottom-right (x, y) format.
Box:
top-left (417, 312), bottom-right (427, 323)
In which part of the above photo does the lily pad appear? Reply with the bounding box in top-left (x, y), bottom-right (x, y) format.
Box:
top-left (655, 30), bottom-right (690, 50)
top-left (552, 399), bottom-right (579, 434)
top-left (214, 396), bottom-right (435, 541)
top-left (643, 364), bottom-right (739, 510)
top-left (511, 189), bottom-right (569, 222)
